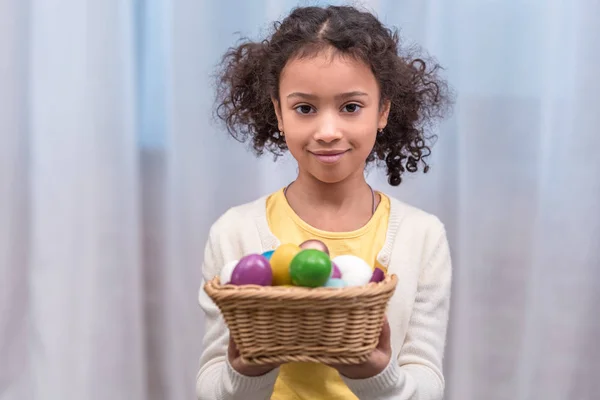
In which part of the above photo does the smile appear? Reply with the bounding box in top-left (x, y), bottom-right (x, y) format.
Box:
top-left (309, 150), bottom-right (349, 164)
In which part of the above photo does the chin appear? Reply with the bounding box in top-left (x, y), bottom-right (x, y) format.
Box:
top-left (310, 171), bottom-right (351, 185)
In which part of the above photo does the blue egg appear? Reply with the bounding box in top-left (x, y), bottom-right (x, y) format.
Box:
top-left (324, 278), bottom-right (346, 288)
top-left (261, 250), bottom-right (275, 261)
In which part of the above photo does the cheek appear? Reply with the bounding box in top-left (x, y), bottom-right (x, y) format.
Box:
top-left (284, 136), bottom-right (303, 155)
top-left (282, 133), bottom-right (309, 162)
top-left (348, 121), bottom-right (377, 151)
top-left (281, 112), bottom-right (310, 149)
top-left (353, 137), bottom-right (377, 164)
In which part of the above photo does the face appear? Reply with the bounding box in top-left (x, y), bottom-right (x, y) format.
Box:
top-left (273, 49), bottom-right (390, 184)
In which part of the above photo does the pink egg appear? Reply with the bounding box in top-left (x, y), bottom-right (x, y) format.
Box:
top-left (230, 254), bottom-right (272, 286)
top-left (299, 239), bottom-right (330, 255)
top-left (370, 267), bottom-right (385, 283)
top-left (331, 262), bottom-right (342, 279)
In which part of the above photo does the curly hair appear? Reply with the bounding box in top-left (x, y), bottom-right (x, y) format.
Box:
top-left (215, 5), bottom-right (452, 186)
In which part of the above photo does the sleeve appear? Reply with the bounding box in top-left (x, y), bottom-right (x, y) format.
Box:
top-left (341, 224), bottom-right (452, 400)
top-left (196, 223), bottom-right (280, 400)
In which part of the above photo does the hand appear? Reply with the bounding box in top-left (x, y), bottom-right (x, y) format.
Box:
top-left (228, 336), bottom-right (280, 377)
top-left (327, 316), bottom-right (392, 380)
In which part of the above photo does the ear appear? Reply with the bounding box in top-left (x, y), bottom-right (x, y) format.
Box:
top-left (378, 99), bottom-right (391, 131)
top-left (271, 96), bottom-right (284, 131)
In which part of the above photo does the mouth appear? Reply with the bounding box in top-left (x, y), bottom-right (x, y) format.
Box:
top-left (309, 149), bottom-right (349, 164)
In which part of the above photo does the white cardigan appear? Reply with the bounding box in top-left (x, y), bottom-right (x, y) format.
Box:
top-left (196, 194), bottom-right (452, 400)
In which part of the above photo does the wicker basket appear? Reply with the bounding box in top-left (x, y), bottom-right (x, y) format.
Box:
top-left (204, 274), bottom-right (398, 365)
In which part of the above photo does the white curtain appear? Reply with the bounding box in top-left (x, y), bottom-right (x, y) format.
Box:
top-left (1, 1), bottom-right (598, 399)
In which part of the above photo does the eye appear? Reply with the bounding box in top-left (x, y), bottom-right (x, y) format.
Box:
top-left (342, 103), bottom-right (362, 113)
top-left (295, 104), bottom-right (315, 115)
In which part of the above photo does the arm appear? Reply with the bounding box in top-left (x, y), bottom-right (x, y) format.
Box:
top-left (196, 226), bottom-right (280, 400)
top-left (341, 224), bottom-right (452, 400)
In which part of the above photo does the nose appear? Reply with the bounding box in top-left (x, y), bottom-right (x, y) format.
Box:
top-left (313, 115), bottom-right (343, 143)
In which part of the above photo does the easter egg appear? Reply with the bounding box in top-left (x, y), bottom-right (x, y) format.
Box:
top-left (219, 260), bottom-right (238, 285)
top-left (269, 243), bottom-right (301, 286)
top-left (290, 249), bottom-right (332, 288)
top-left (331, 262), bottom-right (342, 279)
top-left (299, 239), bottom-right (330, 255)
top-left (261, 250), bottom-right (275, 260)
top-left (332, 255), bottom-right (373, 287)
top-left (230, 254), bottom-right (272, 286)
top-left (370, 267), bottom-right (385, 283)
top-left (324, 278), bottom-right (346, 288)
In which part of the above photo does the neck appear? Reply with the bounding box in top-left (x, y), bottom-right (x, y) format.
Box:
top-left (286, 166), bottom-right (373, 215)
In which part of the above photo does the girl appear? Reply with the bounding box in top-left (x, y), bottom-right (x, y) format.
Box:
top-left (196, 5), bottom-right (452, 400)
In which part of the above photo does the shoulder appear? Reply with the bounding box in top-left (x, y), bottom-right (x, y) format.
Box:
top-left (208, 195), bottom-right (268, 239)
top-left (200, 195), bottom-right (269, 278)
top-left (383, 193), bottom-right (446, 237)
top-left (382, 194), bottom-right (452, 277)
top-left (203, 194), bottom-right (274, 266)
top-left (381, 193), bottom-right (449, 264)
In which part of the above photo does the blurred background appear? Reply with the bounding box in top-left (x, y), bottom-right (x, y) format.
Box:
top-left (1, 0), bottom-right (599, 399)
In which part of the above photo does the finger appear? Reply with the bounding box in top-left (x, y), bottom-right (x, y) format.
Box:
top-left (377, 316), bottom-right (391, 351)
top-left (228, 335), bottom-right (240, 359)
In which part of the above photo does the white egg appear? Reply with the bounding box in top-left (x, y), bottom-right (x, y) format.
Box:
top-left (331, 255), bottom-right (373, 287)
top-left (219, 260), bottom-right (238, 285)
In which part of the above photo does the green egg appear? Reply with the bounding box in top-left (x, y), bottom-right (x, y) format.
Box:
top-left (289, 249), bottom-right (332, 288)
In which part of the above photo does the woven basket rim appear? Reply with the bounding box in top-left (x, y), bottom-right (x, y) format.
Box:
top-left (204, 274), bottom-right (397, 301)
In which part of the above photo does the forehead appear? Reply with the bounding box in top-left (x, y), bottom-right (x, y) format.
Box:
top-left (279, 49), bottom-right (379, 97)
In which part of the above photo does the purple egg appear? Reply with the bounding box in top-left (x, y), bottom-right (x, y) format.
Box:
top-left (331, 262), bottom-right (342, 279)
top-left (230, 254), bottom-right (273, 286)
top-left (370, 268), bottom-right (385, 283)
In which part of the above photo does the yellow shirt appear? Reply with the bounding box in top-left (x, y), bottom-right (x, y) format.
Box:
top-left (266, 188), bottom-right (390, 400)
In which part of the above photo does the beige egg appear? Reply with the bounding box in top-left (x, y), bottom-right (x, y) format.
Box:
top-left (299, 239), bottom-right (329, 255)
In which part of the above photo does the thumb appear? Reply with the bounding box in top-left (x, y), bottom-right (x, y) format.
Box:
top-left (377, 315), bottom-right (391, 351)
top-left (228, 335), bottom-right (240, 360)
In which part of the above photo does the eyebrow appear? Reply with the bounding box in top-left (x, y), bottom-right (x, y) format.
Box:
top-left (286, 91), bottom-right (369, 101)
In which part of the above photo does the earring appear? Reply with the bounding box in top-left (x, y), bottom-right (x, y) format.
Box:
top-left (280, 130), bottom-right (285, 137)
top-left (377, 128), bottom-right (383, 135)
